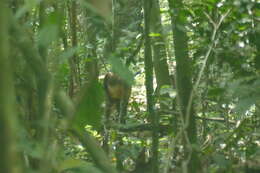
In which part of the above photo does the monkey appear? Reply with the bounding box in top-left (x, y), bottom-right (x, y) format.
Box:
top-left (103, 72), bottom-right (131, 122)
top-left (102, 72), bottom-right (131, 153)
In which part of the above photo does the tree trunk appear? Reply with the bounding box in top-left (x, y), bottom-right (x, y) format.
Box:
top-left (38, 1), bottom-right (47, 61)
top-left (150, 0), bottom-right (171, 109)
top-left (68, 0), bottom-right (80, 97)
top-left (0, 4), bottom-right (21, 173)
top-left (109, 0), bottom-right (142, 170)
top-left (38, 3), bottom-right (54, 172)
top-left (10, 0), bottom-right (20, 13)
top-left (168, 0), bottom-right (199, 172)
top-left (143, 0), bottom-right (159, 173)
top-left (84, 12), bottom-right (99, 83)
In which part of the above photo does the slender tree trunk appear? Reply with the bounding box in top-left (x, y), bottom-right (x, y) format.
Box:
top-left (252, 22), bottom-right (260, 71)
top-left (36, 2), bottom-right (55, 172)
top-left (150, 0), bottom-right (171, 108)
top-left (27, 1), bottom-right (50, 170)
top-left (143, 1), bottom-right (159, 173)
top-left (252, 18), bottom-right (260, 129)
top-left (84, 13), bottom-right (99, 83)
top-left (84, 8), bottom-right (108, 154)
top-left (0, 4), bottom-right (21, 173)
top-left (71, 0), bottom-right (80, 81)
top-left (109, 0), bottom-right (142, 170)
top-left (38, 1), bottom-right (47, 61)
top-left (168, 0), bottom-right (199, 172)
top-left (10, 0), bottom-right (20, 13)
top-left (68, 0), bottom-right (80, 97)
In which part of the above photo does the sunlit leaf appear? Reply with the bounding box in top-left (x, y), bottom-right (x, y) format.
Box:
top-left (149, 32), bottom-right (161, 37)
top-left (159, 85), bottom-right (176, 98)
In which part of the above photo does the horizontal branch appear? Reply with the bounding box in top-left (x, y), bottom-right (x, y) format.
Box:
top-left (107, 123), bottom-right (170, 132)
top-left (159, 110), bottom-right (236, 124)
top-left (196, 116), bottom-right (236, 124)
top-left (108, 116), bottom-right (236, 133)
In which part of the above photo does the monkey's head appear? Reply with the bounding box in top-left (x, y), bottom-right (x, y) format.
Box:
top-left (104, 72), bottom-right (131, 102)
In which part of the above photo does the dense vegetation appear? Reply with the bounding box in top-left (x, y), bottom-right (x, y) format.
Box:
top-left (0, 0), bottom-right (259, 173)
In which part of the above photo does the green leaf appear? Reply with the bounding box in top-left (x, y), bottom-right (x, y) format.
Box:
top-left (73, 81), bottom-right (104, 131)
top-left (228, 78), bottom-right (260, 114)
top-left (59, 47), bottom-right (79, 64)
top-left (38, 11), bottom-right (62, 47)
top-left (58, 159), bottom-right (102, 173)
top-left (15, 0), bottom-right (38, 19)
top-left (208, 87), bottom-right (225, 98)
top-left (213, 154), bottom-right (230, 168)
top-left (38, 24), bottom-right (59, 47)
top-left (108, 56), bottom-right (134, 85)
top-left (149, 32), bottom-right (161, 37)
top-left (234, 96), bottom-right (257, 114)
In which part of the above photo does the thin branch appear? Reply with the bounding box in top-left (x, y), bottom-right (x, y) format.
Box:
top-left (186, 9), bottom-right (232, 127)
top-left (163, 9), bottom-right (232, 173)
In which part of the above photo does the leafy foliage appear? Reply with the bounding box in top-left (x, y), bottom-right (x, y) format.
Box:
top-left (1, 0), bottom-right (260, 173)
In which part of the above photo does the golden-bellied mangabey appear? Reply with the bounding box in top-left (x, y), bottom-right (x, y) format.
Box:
top-left (103, 72), bottom-right (131, 124)
top-left (102, 72), bottom-right (131, 153)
